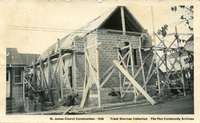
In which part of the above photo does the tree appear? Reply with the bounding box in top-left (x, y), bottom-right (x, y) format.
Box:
top-left (171, 5), bottom-right (194, 31)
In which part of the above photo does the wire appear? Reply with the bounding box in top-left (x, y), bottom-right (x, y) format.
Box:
top-left (6, 26), bottom-right (98, 34)
top-left (168, 18), bottom-right (193, 27)
top-left (6, 6), bottom-right (193, 33)
top-left (7, 25), bottom-right (93, 33)
top-left (142, 10), bottom-right (192, 16)
top-left (7, 25), bottom-right (90, 31)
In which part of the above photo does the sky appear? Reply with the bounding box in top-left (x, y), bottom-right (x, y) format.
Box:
top-left (0, 1), bottom-right (194, 55)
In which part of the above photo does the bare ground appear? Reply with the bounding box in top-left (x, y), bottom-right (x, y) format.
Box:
top-left (86, 95), bottom-right (194, 115)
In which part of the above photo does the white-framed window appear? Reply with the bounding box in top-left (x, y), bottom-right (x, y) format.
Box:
top-left (14, 69), bottom-right (22, 84)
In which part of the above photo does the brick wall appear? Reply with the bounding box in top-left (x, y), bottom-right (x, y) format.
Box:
top-left (37, 30), bottom-right (158, 105)
top-left (74, 36), bottom-right (85, 88)
top-left (85, 33), bottom-right (98, 86)
top-left (96, 30), bottom-right (148, 87)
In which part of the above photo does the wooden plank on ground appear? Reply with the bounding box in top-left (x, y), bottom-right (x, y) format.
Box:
top-left (62, 106), bottom-right (73, 115)
top-left (113, 60), bottom-right (156, 105)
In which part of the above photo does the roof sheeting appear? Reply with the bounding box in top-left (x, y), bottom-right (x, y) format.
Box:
top-left (60, 6), bottom-right (119, 49)
top-left (6, 48), bottom-right (39, 66)
top-left (6, 48), bottom-right (24, 65)
top-left (37, 35), bottom-right (69, 62)
top-left (20, 53), bottom-right (40, 66)
top-left (37, 6), bottom-right (144, 61)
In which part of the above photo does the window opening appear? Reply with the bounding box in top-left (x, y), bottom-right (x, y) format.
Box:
top-left (68, 66), bottom-right (73, 87)
top-left (6, 71), bottom-right (9, 81)
top-left (15, 69), bottom-right (22, 84)
top-left (134, 50), bottom-right (138, 65)
top-left (63, 59), bottom-right (65, 74)
top-left (124, 42), bottom-right (131, 65)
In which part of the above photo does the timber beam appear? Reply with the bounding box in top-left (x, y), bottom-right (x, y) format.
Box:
top-left (113, 60), bottom-right (156, 105)
top-left (28, 49), bottom-right (74, 68)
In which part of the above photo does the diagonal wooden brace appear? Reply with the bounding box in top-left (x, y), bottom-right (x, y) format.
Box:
top-left (113, 60), bottom-right (156, 105)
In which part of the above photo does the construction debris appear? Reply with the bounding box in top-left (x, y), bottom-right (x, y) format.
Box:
top-left (53, 93), bottom-right (80, 109)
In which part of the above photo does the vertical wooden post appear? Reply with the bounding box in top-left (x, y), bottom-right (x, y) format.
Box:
top-left (83, 42), bottom-right (87, 91)
top-left (175, 26), bottom-right (186, 96)
top-left (58, 39), bottom-right (64, 101)
top-left (164, 49), bottom-right (170, 94)
top-left (40, 60), bottom-right (51, 102)
top-left (180, 57), bottom-right (186, 96)
top-left (39, 59), bottom-right (43, 91)
top-left (83, 55), bottom-right (87, 90)
top-left (117, 44), bottom-right (123, 102)
top-left (72, 50), bottom-right (77, 93)
top-left (138, 38), bottom-right (146, 91)
top-left (47, 52), bottom-right (53, 102)
top-left (47, 52), bottom-right (51, 90)
top-left (95, 38), bottom-right (101, 108)
top-left (129, 44), bottom-right (137, 103)
top-left (80, 42), bottom-right (88, 108)
top-left (151, 6), bottom-right (160, 93)
top-left (32, 61), bottom-right (36, 90)
top-left (121, 6), bottom-right (126, 35)
top-left (23, 70), bottom-right (25, 101)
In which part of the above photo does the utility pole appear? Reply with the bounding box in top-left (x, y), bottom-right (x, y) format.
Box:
top-left (151, 6), bottom-right (161, 94)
